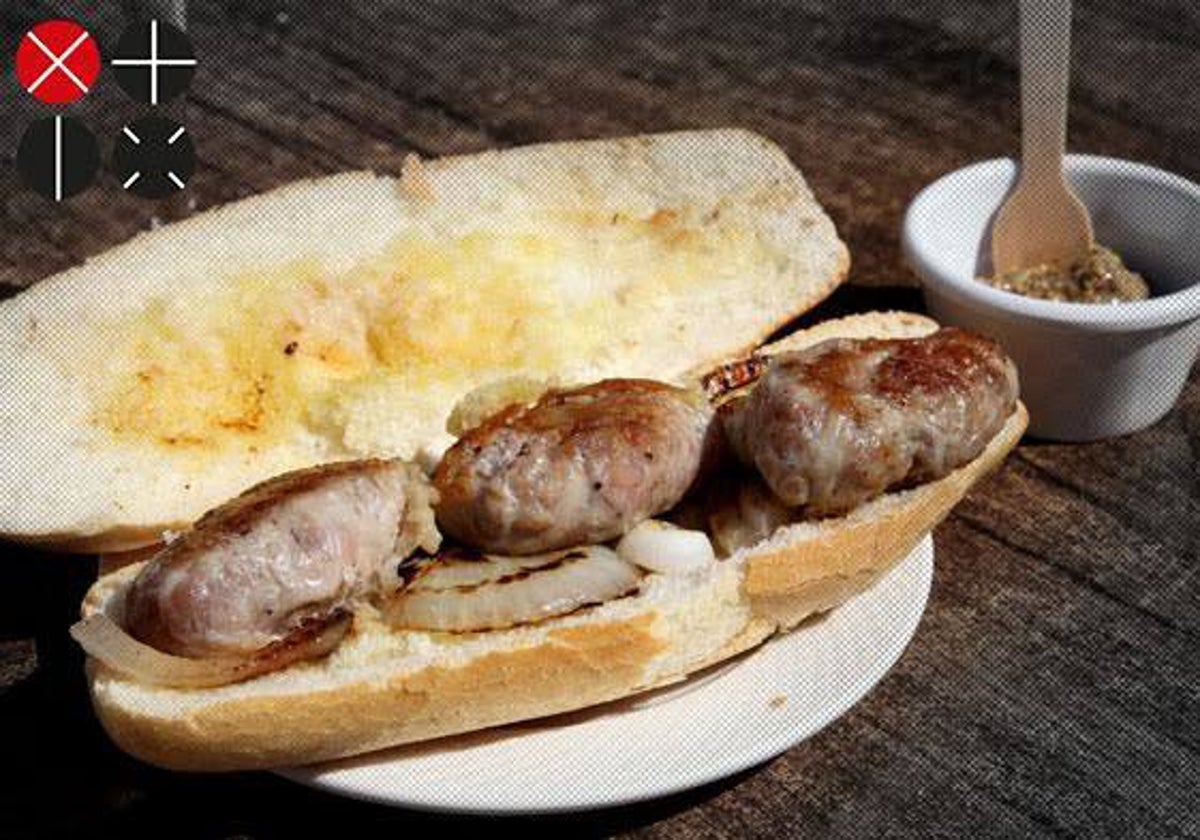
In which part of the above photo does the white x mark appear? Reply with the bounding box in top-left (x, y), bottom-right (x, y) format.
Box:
top-left (26, 31), bottom-right (92, 95)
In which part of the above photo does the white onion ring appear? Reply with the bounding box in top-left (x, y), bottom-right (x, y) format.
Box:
top-left (70, 611), bottom-right (352, 688)
top-left (616, 519), bottom-right (716, 574)
top-left (385, 545), bottom-right (642, 632)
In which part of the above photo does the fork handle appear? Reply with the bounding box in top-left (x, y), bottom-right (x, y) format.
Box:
top-left (1019, 0), bottom-right (1073, 184)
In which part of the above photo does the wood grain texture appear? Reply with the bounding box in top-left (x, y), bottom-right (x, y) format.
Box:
top-left (0, 1), bottom-right (1197, 838)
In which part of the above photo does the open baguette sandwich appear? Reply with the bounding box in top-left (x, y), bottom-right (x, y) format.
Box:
top-left (0, 130), bottom-right (1025, 771)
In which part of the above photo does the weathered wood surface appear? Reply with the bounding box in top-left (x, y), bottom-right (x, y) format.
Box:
top-left (1, 2), bottom-right (1196, 838)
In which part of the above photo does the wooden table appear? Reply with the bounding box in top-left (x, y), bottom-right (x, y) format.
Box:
top-left (2, 2), bottom-right (1197, 837)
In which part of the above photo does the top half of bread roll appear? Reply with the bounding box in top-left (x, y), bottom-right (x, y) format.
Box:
top-left (0, 129), bottom-right (848, 551)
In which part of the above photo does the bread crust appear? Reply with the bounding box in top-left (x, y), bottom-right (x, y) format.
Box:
top-left (89, 613), bottom-right (668, 771)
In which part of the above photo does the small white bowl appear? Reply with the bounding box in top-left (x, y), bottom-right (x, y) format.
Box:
top-left (903, 154), bottom-right (1200, 441)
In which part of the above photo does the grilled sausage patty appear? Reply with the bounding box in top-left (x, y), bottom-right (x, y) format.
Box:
top-left (720, 328), bottom-right (1018, 516)
top-left (125, 459), bottom-right (439, 658)
top-left (434, 379), bottom-right (713, 554)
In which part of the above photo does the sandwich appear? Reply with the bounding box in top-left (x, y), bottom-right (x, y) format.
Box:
top-left (0, 130), bottom-right (1026, 770)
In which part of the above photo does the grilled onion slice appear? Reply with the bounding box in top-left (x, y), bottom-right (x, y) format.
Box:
top-left (616, 519), bottom-right (716, 574)
top-left (385, 545), bottom-right (642, 632)
top-left (70, 610), bottom-right (352, 688)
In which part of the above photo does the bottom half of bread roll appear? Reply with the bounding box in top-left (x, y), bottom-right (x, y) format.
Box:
top-left (79, 313), bottom-right (1027, 771)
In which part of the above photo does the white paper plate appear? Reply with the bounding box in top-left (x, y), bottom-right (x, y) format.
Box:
top-left (278, 536), bottom-right (933, 814)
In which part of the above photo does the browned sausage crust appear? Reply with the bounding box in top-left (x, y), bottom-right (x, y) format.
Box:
top-left (434, 379), bottom-right (714, 554)
top-left (720, 328), bottom-right (1019, 516)
top-left (125, 459), bottom-right (438, 658)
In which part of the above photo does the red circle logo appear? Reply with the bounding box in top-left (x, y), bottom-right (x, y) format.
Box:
top-left (15, 19), bottom-right (101, 105)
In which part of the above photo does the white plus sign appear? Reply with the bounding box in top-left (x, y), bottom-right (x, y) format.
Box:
top-left (109, 19), bottom-right (197, 105)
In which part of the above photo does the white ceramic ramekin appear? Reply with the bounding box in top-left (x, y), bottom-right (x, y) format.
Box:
top-left (902, 155), bottom-right (1200, 441)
